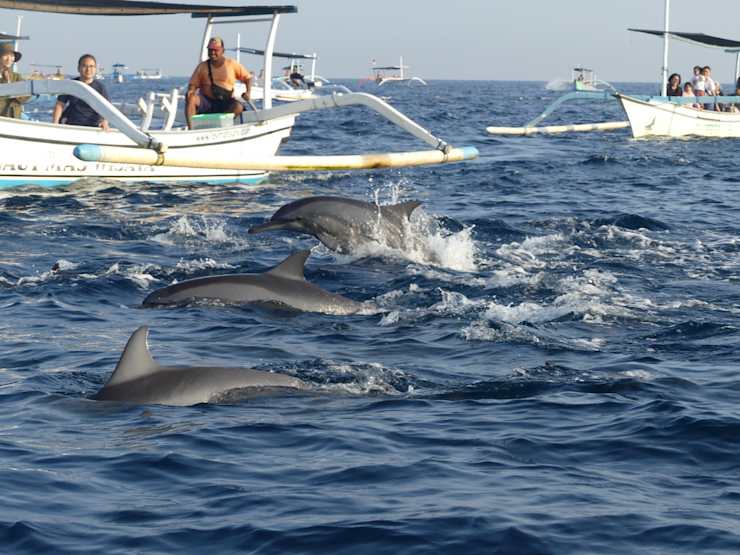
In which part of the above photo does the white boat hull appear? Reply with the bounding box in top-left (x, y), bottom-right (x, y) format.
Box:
top-left (0, 115), bottom-right (293, 188)
top-left (618, 94), bottom-right (740, 138)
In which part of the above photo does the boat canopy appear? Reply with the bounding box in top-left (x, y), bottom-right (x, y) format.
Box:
top-left (373, 66), bottom-right (408, 70)
top-left (229, 47), bottom-right (316, 59)
top-left (574, 67), bottom-right (592, 72)
top-left (629, 29), bottom-right (740, 52)
top-left (0, 0), bottom-right (297, 17)
top-left (0, 33), bottom-right (28, 39)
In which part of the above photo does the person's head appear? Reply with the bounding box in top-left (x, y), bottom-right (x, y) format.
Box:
top-left (78, 54), bottom-right (97, 82)
top-left (694, 66), bottom-right (702, 75)
top-left (0, 42), bottom-right (21, 71)
top-left (207, 37), bottom-right (225, 62)
top-left (259, 69), bottom-right (264, 77)
top-left (669, 73), bottom-right (681, 86)
top-left (703, 66), bottom-right (711, 76)
top-left (684, 82), bottom-right (692, 92)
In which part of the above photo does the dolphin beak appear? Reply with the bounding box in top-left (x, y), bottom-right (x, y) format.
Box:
top-left (248, 219), bottom-right (293, 234)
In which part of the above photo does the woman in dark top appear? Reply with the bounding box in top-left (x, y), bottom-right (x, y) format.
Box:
top-left (666, 73), bottom-right (683, 96)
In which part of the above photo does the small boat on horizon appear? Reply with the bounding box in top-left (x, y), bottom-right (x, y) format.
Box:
top-left (358, 57), bottom-right (430, 87)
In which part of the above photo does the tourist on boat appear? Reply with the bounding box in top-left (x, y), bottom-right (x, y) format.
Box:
top-left (52, 54), bottom-right (110, 132)
top-left (289, 68), bottom-right (304, 87)
top-left (185, 37), bottom-right (252, 130)
top-left (683, 82), bottom-right (701, 109)
top-left (665, 74), bottom-right (682, 96)
top-left (691, 66), bottom-right (706, 102)
top-left (0, 42), bottom-right (31, 119)
top-left (702, 67), bottom-right (717, 112)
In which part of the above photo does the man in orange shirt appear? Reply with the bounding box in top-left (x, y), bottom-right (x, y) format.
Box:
top-left (185, 37), bottom-right (252, 130)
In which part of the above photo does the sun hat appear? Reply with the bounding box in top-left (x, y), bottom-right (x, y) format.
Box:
top-left (207, 37), bottom-right (224, 51)
top-left (0, 42), bottom-right (21, 62)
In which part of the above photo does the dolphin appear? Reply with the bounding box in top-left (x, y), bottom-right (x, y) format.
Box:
top-left (91, 326), bottom-right (307, 406)
top-left (141, 250), bottom-right (363, 315)
top-left (248, 196), bottom-right (437, 261)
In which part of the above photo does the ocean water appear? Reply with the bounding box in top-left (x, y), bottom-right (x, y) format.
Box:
top-left (2, 79), bottom-right (740, 554)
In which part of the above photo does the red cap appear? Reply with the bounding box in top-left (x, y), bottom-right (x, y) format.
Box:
top-left (207, 37), bottom-right (224, 50)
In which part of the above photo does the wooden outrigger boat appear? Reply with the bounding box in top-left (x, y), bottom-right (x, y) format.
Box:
top-left (358, 57), bottom-right (429, 87)
top-left (545, 66), bottom-right (613, 93)
top-left (488, 0), bottom-right (740, 139)
top-left (228, 42), bottom-right (350, 103)
top-left (0, 0), bottom-right (476, 189)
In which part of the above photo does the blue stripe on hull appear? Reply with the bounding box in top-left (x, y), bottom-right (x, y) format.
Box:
top-left (0, 174), bottom-right (269, 189)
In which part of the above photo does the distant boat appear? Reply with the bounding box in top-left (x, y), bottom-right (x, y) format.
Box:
top-left (111, 63), bottom-right (127, 83)
top-left (25, 62), bottom-right (65, 80)
top-left (358, 57), bottom-right (430, 87)
top-left (544, 66), bottom-right (613, 92)
top-left (134, 69), bottom-right (165, 80)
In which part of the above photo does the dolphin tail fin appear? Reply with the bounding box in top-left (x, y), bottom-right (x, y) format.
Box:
top-left (104, 326), bottom-right (162, 387)
top-left (263, 250), bottom-right (310, 281)
top-left (388, 200), bottom-right (423, 221)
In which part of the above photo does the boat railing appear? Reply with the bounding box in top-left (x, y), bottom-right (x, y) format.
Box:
top-left (0, 79), bottom-right (167, 152)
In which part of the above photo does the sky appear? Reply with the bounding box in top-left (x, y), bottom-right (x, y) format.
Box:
top-left (2, 0), bottom-right (739, 84)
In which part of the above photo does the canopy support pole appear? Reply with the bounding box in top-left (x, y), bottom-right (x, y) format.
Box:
top-left (12, 15), bottom-right (21, 73)
top-left (263, 11), bottom-right (281, 110)
top-left (661, 0), bottom-right (670, 96)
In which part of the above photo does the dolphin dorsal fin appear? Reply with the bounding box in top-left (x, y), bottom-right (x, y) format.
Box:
top-left (105, 326), bottom-right (162, 387)
top-left (387, 200), bottom-right (423, 221)
top-left (263, 250), bottom-right (310, 281)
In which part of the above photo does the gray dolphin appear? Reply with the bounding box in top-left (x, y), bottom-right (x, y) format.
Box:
top-left (91, 327), bottom-right (306, 406)
top-left (141, 250), bottom-right (363, 315)
top-left (248, 196), bottom-right (437, 261)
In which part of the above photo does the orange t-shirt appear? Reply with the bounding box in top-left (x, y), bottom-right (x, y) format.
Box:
top-left (189, 58), bottom-right (250, 99)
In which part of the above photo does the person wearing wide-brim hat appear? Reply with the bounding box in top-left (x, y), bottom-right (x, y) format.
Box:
top-left (0, 42), bottom-right (31, 119)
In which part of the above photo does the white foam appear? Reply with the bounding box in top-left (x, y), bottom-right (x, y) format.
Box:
top-left (150, 216), bottom-right (236, 248)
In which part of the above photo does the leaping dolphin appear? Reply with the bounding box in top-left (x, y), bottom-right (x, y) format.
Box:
top-left (91, 327), bottom-right (307, 406)
top-left (248, 196), bottom-right (437, 261)
top-left (141, 250), bottom-right (363, 315)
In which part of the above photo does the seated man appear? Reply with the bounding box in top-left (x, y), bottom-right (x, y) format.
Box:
top-left (52, 54), bottom-right (110, 132)
top-left (186, 37), bottom-right (251, 130)
top-left (290, 68), bottom-right (304, 87)
top-left (0, 42), bottom-right (31, 119)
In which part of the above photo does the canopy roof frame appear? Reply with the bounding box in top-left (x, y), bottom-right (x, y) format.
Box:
top-left (631, 28), bottom-right (740, 85)
top-left (0, 0), bottom-right (296, 17)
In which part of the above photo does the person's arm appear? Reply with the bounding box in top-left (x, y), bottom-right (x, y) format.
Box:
top-left (99, 119), bottom-right (110, 133)
top-left (242, 75), bottom-right (251, 102)
top-left (236, 63), bottom-right (251, 101)
top-left (52, 100), bottom-right (65, 124)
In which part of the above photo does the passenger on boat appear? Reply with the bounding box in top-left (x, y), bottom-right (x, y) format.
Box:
top-left (683, 82), bottom-right (700, 109)
top-left (290, 68), bottom-right (304, 87)
top-left (702, 67), bottom-right (717, 112)
top-left (52, 54), bottom-right (110, 132)
top-left (185, 37), bottom-right (252, 130)
top-left (691, 66), bottom-right (705, 102)
top-left (730, 77), bottom-right (740, 112)
top-left (666, 73), bottom-right (682, 96)
top-left (0, 42), bottom-right (31, 119)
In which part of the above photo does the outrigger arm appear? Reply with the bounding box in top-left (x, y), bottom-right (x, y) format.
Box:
top-left (239, 92), bottom-right (452, 152)
top-left (0, 79), bottom-right (168, 152)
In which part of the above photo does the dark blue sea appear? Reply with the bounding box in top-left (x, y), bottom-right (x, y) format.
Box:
top-left (2, 78), bottom-right (740, 554)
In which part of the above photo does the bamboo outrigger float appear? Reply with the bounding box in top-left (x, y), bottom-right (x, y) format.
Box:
top-left (0, 0), bottom-right (476, 188)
